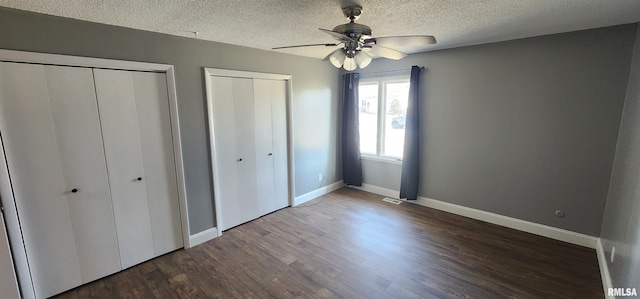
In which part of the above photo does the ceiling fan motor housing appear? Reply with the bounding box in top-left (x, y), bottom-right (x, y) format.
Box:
top-left (333, 22), bottom-right (372, 40)
top-left (336, 6), bottom-right (371, 39)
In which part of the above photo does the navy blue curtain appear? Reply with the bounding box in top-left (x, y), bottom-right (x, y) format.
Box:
top-left (400, 66), bottom-right (421, 200)
top-left (342, 73), bottom-right (363, 186)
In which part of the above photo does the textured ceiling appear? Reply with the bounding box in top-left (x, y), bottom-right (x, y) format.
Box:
top-left (1, 0), bottom-right (640, 59)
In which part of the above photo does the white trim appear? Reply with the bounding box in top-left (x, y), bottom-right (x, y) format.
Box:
top-left (188, 227), bottom-right (219, 247)
top-left (294, 181), bottom-right (345, 206)
top-left (360, 155), bottom-right (403, 165)
top-left (349, 184), bottom-right (599, 248)
top-left (0, 50), bottom-right (191, 297)
top-left (204, 68), bottom-right (291, 81)
top-left (204, 68), bottom-right (224, 239)
top-left (204, 68), bottom-right (295, 233)
top-left (285, 77), bottom-right (296, 208)
top-left (0, 133), bottom-right (36, 299)
top-left (412, 196), bottom-right (598, 248)
top-left (0, 211), bottom-right (20, 299)
top-left (164, 67), bottom-right (192, 248)
top-left (596, 239), bottom-right (614, 299)
top-left (350, 183), bottom-right (399, 199)
top-left (0, 49), bottom-right (172, 72)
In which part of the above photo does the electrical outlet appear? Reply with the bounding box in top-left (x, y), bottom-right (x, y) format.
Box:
top-left (611, 246), bottom-right (616, 263)
top-left (318, 174), bottom-right (324, 182)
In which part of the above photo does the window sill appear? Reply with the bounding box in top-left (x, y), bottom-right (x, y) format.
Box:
top-left (361, 155), bottom-right (403, 165)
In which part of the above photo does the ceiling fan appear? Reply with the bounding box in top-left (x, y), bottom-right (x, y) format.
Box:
top-left (273, 5), bottom-right (436, 71)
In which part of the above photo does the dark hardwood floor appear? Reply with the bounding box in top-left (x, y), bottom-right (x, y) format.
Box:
top-left (54, 187), bottom-right (603, 298)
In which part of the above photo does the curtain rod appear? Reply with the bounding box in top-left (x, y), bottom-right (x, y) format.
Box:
top-left (358, 66), bottom-right (424, 76)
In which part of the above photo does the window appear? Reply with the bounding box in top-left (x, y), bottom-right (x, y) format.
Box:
top-left (358, 76), bottom-right (410, 159)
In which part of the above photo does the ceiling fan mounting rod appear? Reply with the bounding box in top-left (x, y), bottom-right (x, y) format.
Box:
top-left (342, 6), bottom-right (363, 22)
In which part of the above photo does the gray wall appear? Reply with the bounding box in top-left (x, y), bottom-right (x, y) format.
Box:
top-left (361, 159), bottom-right (401, 191)
top-left (600, 24), bottom-right (640, 290)
top-left (358, 24), bottom-right (636, 236)
top-left (0, 8), bottom-right (342, 234)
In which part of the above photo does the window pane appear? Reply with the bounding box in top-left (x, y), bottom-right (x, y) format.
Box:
top-left (358, 83), bottom-right (378, 155)
top-left (383, 82), bottom-right (410, 158)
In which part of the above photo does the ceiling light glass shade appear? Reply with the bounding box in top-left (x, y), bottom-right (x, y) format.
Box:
top-left (329, 50), bottom-right (346, 68)
top-left (343, 57), bottom-right (357, 71)
top-left (355, 51), bottom-right (372, 68)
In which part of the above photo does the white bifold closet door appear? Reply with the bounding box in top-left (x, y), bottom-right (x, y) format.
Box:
top-left (0, 63), bottom-right (120, 298)
top-left (253, 79), bottom-right (288, 216)
top-left (93, 69), bottom-right (182, 269)
top-left (210, 76), bottom-right (288, 231)
top-left (210, 77), bottom-right (260, 230)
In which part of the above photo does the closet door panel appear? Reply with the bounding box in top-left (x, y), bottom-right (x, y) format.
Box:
top-left (45, 66), bottom-right (121, 283)
top-left (210, 76), bottom-right (238, 231)
top-left (0, 62), bottom-right (82, 298)
top-left (131, 72), bottom-right (182, 255)
top-left (94, 69), bottom-right (154, 269)
top-left (269, 80), bottom-right (290, 210)
top-left (232, 78), bottom-right (260, 227)
top-left (253, 79), bottom-right (277, 215)
top-left (210, 76), bottom-right (258, 230)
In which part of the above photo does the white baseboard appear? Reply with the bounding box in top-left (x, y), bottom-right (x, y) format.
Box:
top-left (596, 239), bottom-right (614, 299)
top-left (350, 183), bottom-right (399, 199)
top-left (294, 180), bottom-right (345, 206)
top-left (412, 196), bottom-right (599, 248)
top-left (188, 227), bottom-right (219, 248)
top-left (350, 184), bottom-right (599, 249)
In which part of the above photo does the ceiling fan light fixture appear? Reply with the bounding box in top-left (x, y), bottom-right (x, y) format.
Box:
top-left (355, 51), bottom-right (372, 68)
top-left (329, 50), bottom-right (346, 68)
top-left (343, 56), bottom-right (357, 71)
top-left (272, 6), bottom-right (436, 69)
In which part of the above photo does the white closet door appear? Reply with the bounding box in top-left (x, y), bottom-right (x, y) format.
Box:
top-left (269, 80), bottom-right (290, 210)
top-left (131, 72), bottom-right (183, 255)
top-left (44, 66), bottom-right (121, 283)
top-left (210, 76), bottom-right (239, 231)
top-left (253, 79), bottom-right (278, 215)
top-left (94, 69), bottom-right (154, 269)
top-left (233, 78), bottom-right (260, 226)
top-left (0, 62), bottom-right (82, 298)
top-left (210, 76), bottom-right (259, 230)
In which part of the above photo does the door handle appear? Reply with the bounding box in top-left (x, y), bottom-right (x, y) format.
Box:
top-left (237, 158), bottom-right (243, 162)
top-left (268, 153), bottom-right (273, 156)
top-left (71, 188), bottom-right (78, 193)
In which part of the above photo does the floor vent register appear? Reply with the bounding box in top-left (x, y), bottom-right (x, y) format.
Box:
top-left (382, 197), bottom-right (403, 205)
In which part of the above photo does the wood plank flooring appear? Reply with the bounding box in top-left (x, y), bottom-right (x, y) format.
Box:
top-left (54, 187), bottom-right (603, 298)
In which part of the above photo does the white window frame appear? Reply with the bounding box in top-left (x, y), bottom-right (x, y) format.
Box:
top-left (359, 74), bottom-right (410, 164)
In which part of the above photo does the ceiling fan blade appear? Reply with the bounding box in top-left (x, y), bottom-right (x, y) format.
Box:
top-left (364, 45), bottom-right (407, 60)
top-left (319, 28), bottom-right (357, 43)
top-left (365, 35), bottom-right (437, 48)
top-left (272, 43), bottom-right (340, 50)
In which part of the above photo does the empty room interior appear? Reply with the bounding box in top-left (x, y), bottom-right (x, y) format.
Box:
top-left (1, 1), bottom-right (640, 298)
